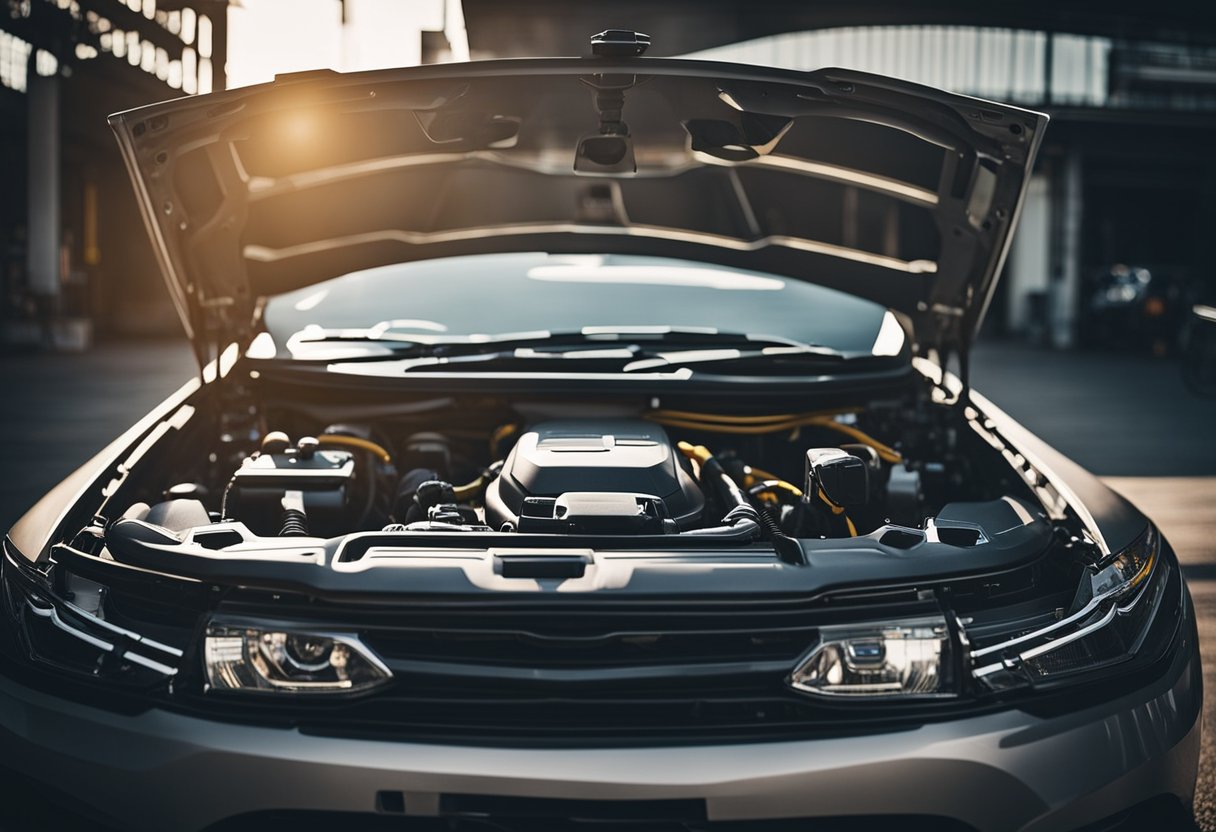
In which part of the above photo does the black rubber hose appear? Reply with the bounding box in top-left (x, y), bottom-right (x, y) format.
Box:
top-left (697, 455), bottom-right (805, 565)
top-left (754, 507), bottom-right (804, 564)
top-left (279, 492), bottom-right (310, 536)
top-left (279, 508), bottom-right (309, 537)
top-left (699, 456), bottom-right (748, 511)
top-left (756, 506), bottom-right (783, 540)
top-left (682, 518), bottom-right (761, 541)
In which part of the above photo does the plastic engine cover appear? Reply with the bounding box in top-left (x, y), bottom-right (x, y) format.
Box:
top-left (484, 420), bottom-right (704, 531)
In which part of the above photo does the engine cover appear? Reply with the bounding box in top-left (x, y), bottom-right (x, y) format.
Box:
top-left (484, 420), bottom-right (704, 531)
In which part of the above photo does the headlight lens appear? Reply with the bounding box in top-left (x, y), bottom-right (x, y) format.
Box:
top-left (788, 616), bottom-right (953, 699)
top-left (203, 621), bottom-right (391, 694)
top-left (1090, 526), bottom-right (1158, 599)
top-left (971, 525), bottom-right (1169, 690)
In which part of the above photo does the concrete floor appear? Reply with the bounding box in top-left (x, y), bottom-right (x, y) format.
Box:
top-left (0, 337), bottom-right (1214, 830)
top-left (0, 339), bottom-right (198, 530)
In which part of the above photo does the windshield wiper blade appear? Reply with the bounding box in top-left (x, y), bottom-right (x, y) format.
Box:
top-left (393, 337), bottom-right (846, 374)
top-left (622, 344), bottom-right (846, 373)
top-left (290, 325), bottom-right (829, 359)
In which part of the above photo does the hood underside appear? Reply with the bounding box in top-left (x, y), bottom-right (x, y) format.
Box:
top-left (108, 57), bottom-right (1046, 357)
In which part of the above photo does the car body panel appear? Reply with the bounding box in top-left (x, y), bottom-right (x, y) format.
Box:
top-left (108, 59), bottom-right (1046, 359)
top-left (0, 586), bottom-right (1199, 832)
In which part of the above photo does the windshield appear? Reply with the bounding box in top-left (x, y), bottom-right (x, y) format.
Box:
top-left (262, 253), bottom-right (905, 358)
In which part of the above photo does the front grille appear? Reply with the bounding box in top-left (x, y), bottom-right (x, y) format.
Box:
top-left (195, 597), bottom-right (968, 745)
top-left (360, 611), bottom-right (815, 668)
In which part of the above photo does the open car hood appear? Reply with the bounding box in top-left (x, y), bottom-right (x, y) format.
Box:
top-left (109, 57), bottom-right (1046, 364)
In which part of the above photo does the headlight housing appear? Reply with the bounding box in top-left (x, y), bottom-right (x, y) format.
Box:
top-left (1, 544), bottom-right (183, 681)
top-left (787, 526), bottom-right (1174, 701)
top-left (970, 525), bottom-right (1170, 691)
top-left (203, 620), bottom-right (391, 694)
top-left (788, 616), bottom-right (954, 699)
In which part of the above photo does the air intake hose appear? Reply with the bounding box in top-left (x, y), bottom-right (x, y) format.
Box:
top-left (685, 452), bottom-right (804, 564)
top-left (279, 490), bottom-right (310, 537)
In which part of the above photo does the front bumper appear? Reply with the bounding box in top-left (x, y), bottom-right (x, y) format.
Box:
top-left (0, 590), bottom-right (1201, 832)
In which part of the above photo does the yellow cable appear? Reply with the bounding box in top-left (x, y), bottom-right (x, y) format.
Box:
top-left (817, 488), bottom-right (844, 515)
top-left (654, 408), bottom-right (857, 424)
top-left (817, 488), bottom-right (858, 537)
top-left (452, 476), bottom-right (486, 502)
top-left (654, 412), bottom-right (901, 463)
top-left (317, 435), bottom-right (392, 463)
top-left (812, 420), bottom-right (902, 463)
top-left (679, 438), bottom-right (855, 536)
top-left (490, 423), bottom-right (519, 456)
top-left (656, 416), bottom-right (811, 433)
top-left (745, 465), bottom-right (803, 497)
top-left (676, 441), bottom-right (713, 465)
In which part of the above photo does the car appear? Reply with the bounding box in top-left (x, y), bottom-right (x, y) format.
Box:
top-left (1079, 263), bottom-right (1194, 357)
top-left (0, 30), bottom-right (1200, 832)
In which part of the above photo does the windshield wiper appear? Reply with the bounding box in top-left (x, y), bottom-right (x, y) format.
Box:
top-left (288, 325), bottom-right (839, 362)
top-left (620, 344), bottom-right (846, 373)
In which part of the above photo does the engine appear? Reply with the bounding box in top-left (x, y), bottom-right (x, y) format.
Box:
top-left (115, 404), bottom-right (975, 549)
top-left (484, 421), bottom-right (704, 533)
top-left (223, 432), bottom-right (357, 538)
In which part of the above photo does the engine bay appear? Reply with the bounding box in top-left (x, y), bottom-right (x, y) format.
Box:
top-left (100, 389), bottom-right (1053, 567)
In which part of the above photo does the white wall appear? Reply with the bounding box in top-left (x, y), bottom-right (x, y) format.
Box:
top-left (1006, 174), bottom-right (1052, 333)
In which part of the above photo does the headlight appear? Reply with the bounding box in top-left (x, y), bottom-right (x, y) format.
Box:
top-left (1090, 525), bottom-right (1158, 599)
top-left (971, 525), bottom-right (1169, 690)
top-left (203, 620), bottom-right (391, 694)
top-left (788, 616), bottom-right (954, 699)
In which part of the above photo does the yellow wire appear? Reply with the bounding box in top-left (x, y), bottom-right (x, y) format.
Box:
top-left (817, 488), bottom-right (858, 537)
top-left (817, 488), bottom-right (844, 515)
top-left (655, 408), bottom-right (859, 424)
top-left (676, 441), bottom-right (713, 465)
top-left (317, 435), bottom-right (392, 463)
top-left (814, 421), bottom-right (902, 463)
top-left (678, 439), bottom-right (856, 537)
top-left (490, 423), bottom-right (519, 456)
top-left (745, 465), bottom-right (803, 497)
top-left (656, 416), bottom-right (808, 433)
top-left (652, 411), bottom-right (901, 463)
top-left (452, 476), bottom-right (485, 502)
